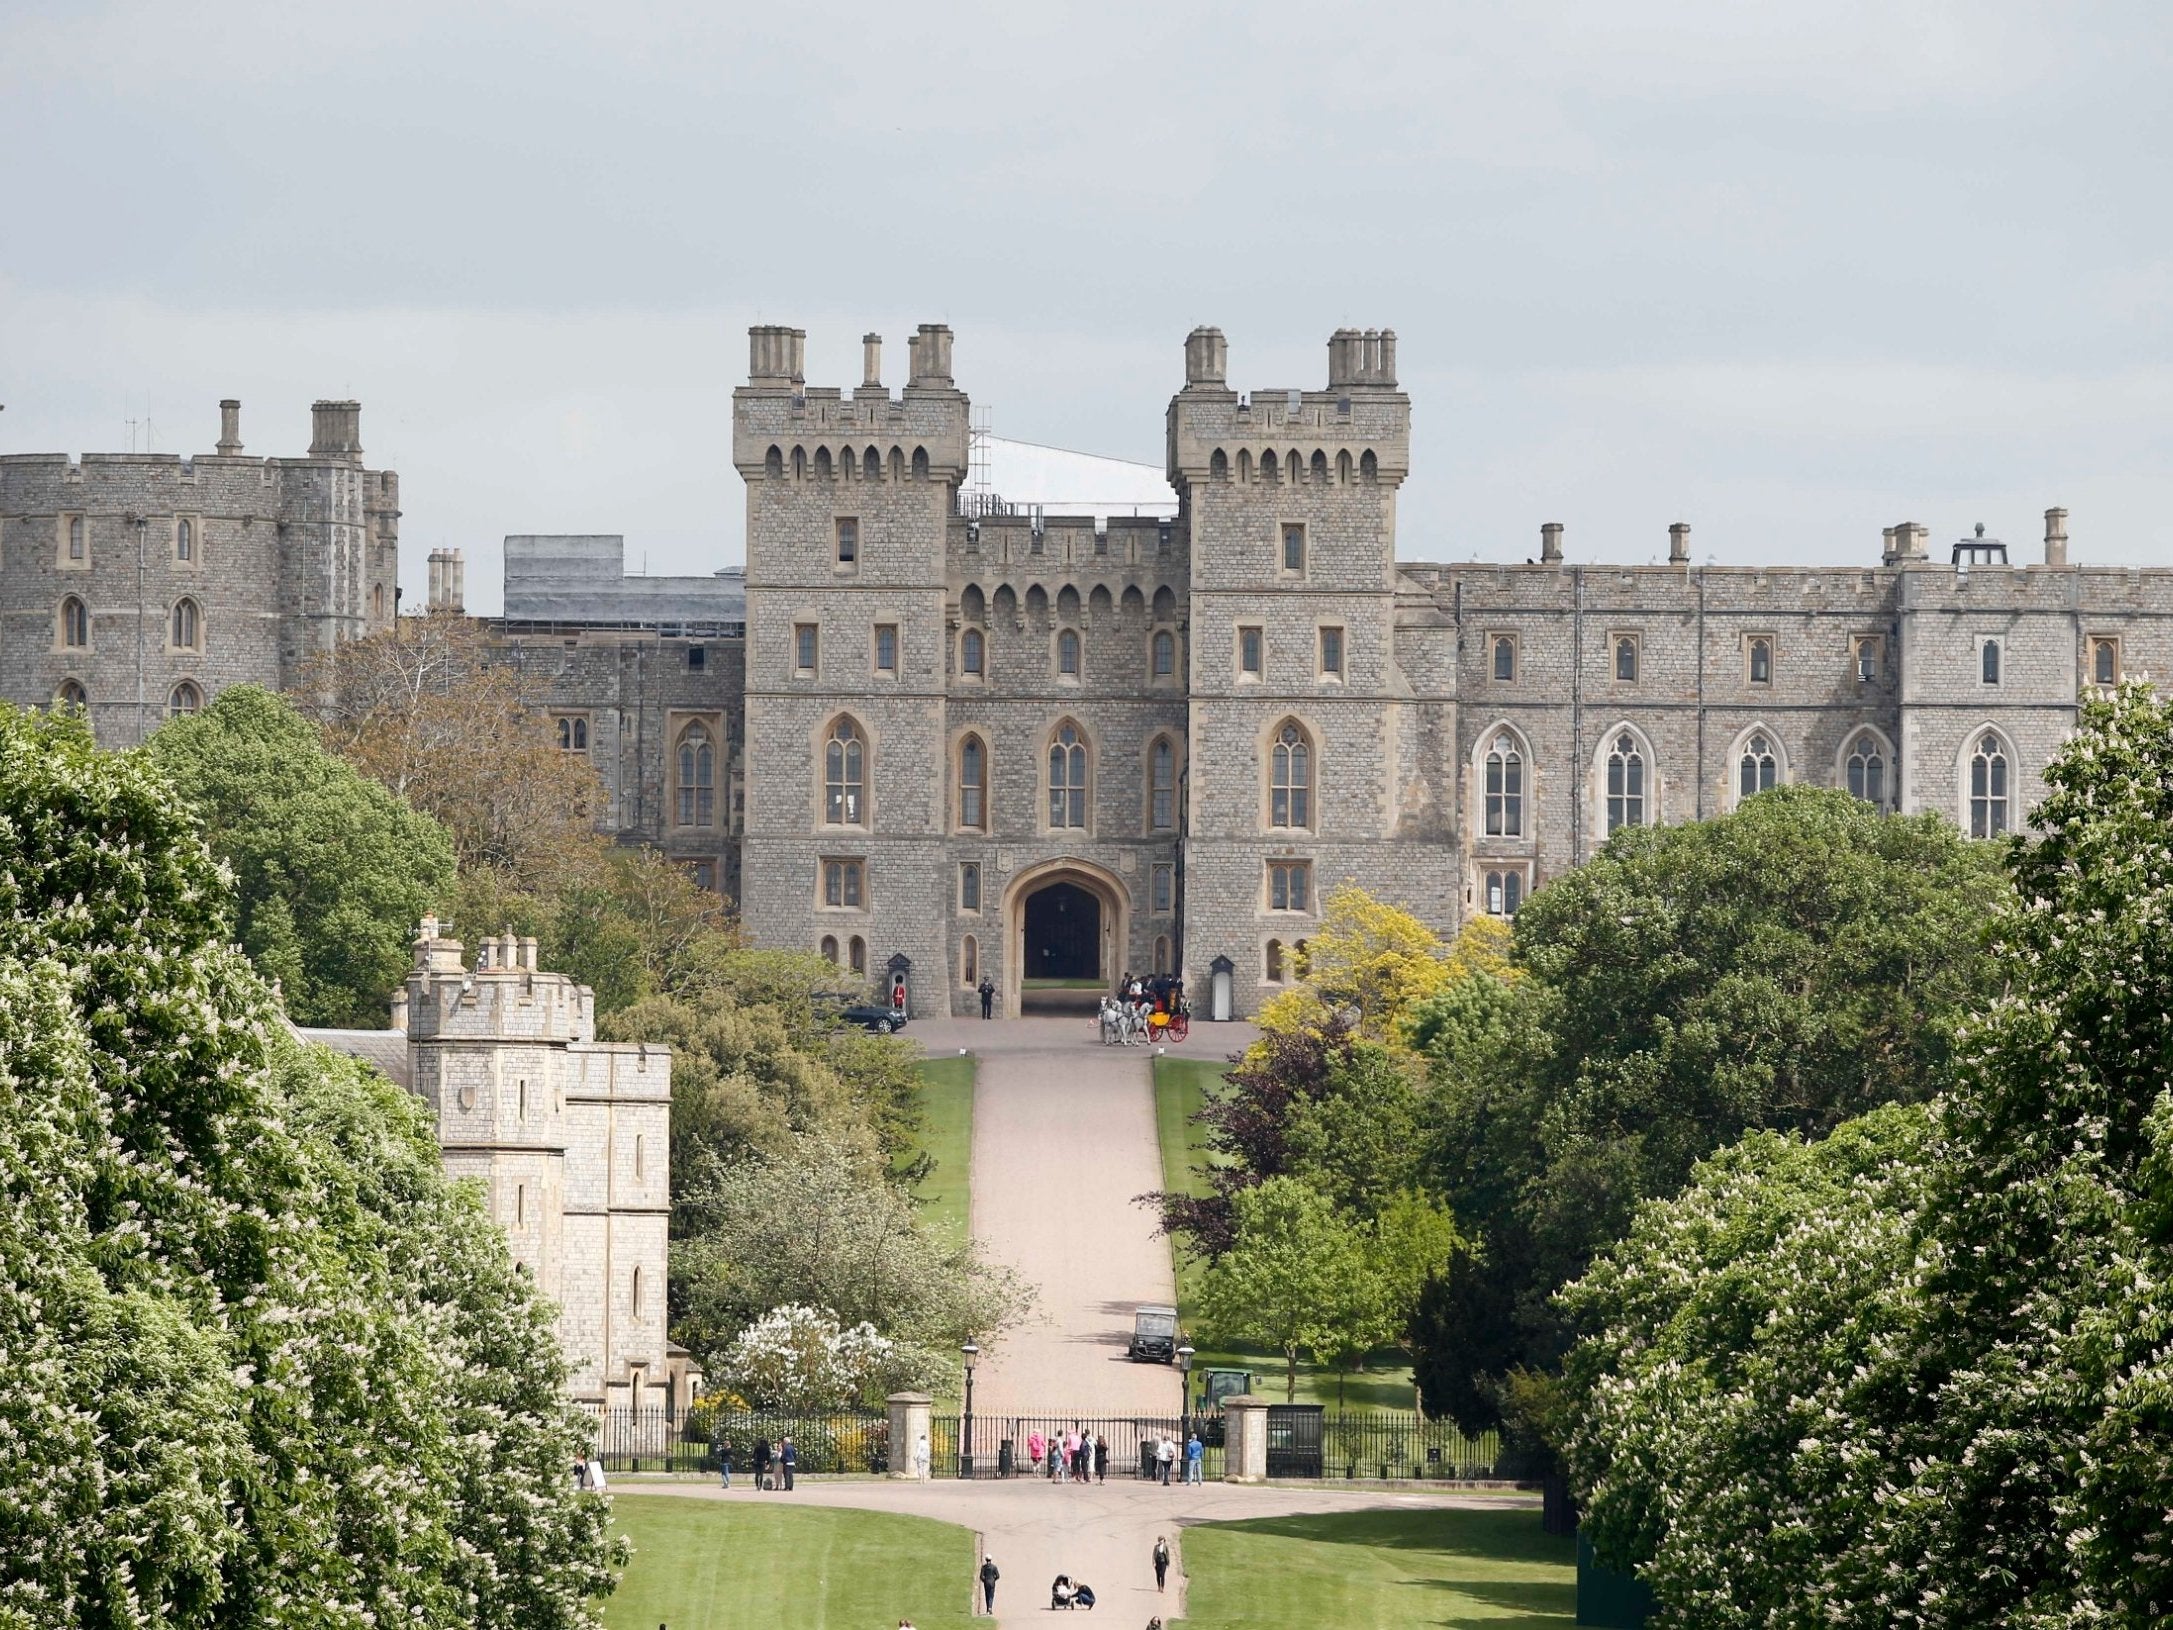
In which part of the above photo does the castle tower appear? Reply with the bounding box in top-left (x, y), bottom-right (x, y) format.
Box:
top-left (734, 324), bottom-right (968, 1008)
top-left (400, 917), bottom-right (674, 1407)
top-left (1168, 328), bottom-right (1451, 1003)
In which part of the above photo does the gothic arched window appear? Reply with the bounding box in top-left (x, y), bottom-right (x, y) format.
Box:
top-left (677, 721), bottom-right (715, 827)
top-left (60, 596), bottom-right (88, 648)
top-left (176, 518), bottom-right (193, 561)
top-left (1846, 732), bottom-right (1887, 806)
top-left (1270, 721), bottom-right (1312, 829)
top-left (1265, 938), bottom-right (1285, 983)
top-left (1970, 731), bottom-right (2010, 839)
top-left (1057, 628), bottom-right (1081, 677)
top-left (1150, 735), bottom-right (1178, 831)
top-left (55, 679), bottom-right (87, 710)
top-left (167, 680), bottom-right (203, 718)
top-left (170, 597), bottom-right (200, 651)
top-left (1484, 731), bottom-right (1524, 837)
top-left (1048, 722), bottom-right (1088, 829)
top-left (824, 717), bottom-right (865, 825)
top-left (1615, 637), bottom-right (1637, 682)
top-left (1606, 731), bottom-right (1645, 832)
top-left (961, 627), bottom-right (985, 677)
top-left (1739, 733), bottom-right (1778, 799)
top-left (958, 734), bottom-right (987, 831)
top-left (1152, 629), bottom-right (1176, 679)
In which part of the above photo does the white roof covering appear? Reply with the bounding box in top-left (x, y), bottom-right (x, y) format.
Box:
top-left (976, 435), bottom-right (1175, 519)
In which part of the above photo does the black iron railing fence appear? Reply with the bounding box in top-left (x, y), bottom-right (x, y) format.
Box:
top-left (582, 1405), bottom-right (1505, 1482)
top-left (585, 1406), bottom-right (889, 1476)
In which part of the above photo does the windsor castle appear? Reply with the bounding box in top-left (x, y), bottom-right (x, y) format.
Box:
top-left (6, 326), bottom-right (2171, 1031)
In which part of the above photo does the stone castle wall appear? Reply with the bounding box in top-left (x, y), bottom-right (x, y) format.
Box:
top-left (0, 400), bottom-right (397, 745)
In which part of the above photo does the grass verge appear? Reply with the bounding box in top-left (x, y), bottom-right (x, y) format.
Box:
top-left (1152, 1055), bottom-right (1420, 1411)
top-left (904, 1055), bottom-right (976, 1254)
top-left (1177, 1506), bottom-right (1573, 1628)
top-left (602, 1495), bottom-right (976, 1629)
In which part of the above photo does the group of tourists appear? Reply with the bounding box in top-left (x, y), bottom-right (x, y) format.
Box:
top-left (970, 1537), bottom-right (1176, 1617)
top-left (1149, 1431), bottom-right (1205, 1484)
top-left (1027, 1425), bottom-right (1110, 1483)
top-left (713, 1435), bottom-right (796, 1491)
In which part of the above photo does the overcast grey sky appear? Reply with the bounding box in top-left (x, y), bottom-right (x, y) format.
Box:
top-left (5, 0), bottom-right (2169, 611)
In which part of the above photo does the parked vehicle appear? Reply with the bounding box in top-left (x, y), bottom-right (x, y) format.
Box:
top-left (832, 1002), bottom-right (907, 1034)
top-left (1127, 1303), bottom-right (1179, 1362)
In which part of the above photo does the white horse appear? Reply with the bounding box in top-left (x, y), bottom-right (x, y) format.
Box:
top-left (1097, 998), bottom-right (1125, 1046)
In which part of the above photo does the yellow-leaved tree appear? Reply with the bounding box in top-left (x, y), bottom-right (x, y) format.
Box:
top-left (1251, 885), bottom-right (1513, 1049)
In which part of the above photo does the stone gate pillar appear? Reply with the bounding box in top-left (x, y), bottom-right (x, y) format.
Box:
top-left (1223, 1395), bottom-right (1269, 1482)
top-left (888, 1392), bottom-right (933, 1479)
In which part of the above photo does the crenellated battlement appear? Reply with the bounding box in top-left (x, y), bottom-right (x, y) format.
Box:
top-left (733, 322), bottom-right (970, 483)
top-left (399, 917), bottom-right (597, 1044)
top-left (1166, 325), bottom-right (1411, 489)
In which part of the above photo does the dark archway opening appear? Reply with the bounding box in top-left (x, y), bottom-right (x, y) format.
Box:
top-left (1023, 880), bottom-right (1101, 984)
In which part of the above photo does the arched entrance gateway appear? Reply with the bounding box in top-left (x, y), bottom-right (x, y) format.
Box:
top-left (1003, 860), bottom-right (1129, 1017)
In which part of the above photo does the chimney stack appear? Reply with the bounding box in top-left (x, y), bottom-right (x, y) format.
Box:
top-left (862, 332), bottom-right (883, 389)
top-left (2044, 506), bottom-right (2069, 567)
top-left (426, 547), bottom-right (466, 613)
top-left (909, 323), bottom-right (954, 386)
top-left (747, 325), bottom-right (806, 386)
top-left (308, 400), bottom-right (363, 462)
top-left (1669, 522), bottom-right (1691, 566)
top-left (1185, 326), bottom-right (1229, 387)
top-left (1540, 522), bottom-right (1564, 564)
top-left (216, 399), bottom-right (243, 456)
top-left (1883, 521), bottom-right (1928, 564)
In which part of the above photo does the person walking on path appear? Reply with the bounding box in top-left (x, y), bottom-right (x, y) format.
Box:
top-left (1027, 1429), bottom-right (1045, 1473)
top-left (1156, 1434), bottom-right (1178, 1485)
top-left (1153, 1536), bottom-right (1171, 1592)
top-left (752, 1437), bottom-right (771, 1490)
top-left (780, 1435), bottom-right (797, 1491)
top-left (978, 1555), bottom-right (1000, 1615)
top-left (1185, 1431), bottom-right (1204, 1484)
top-left (1094, 1433), bottom-right (1109, 1483)
top-left (716, 1439), bottom-right (733, 1491)
top-left (914, 1432), bottom-right (931, 1481)
top-left (978, 975), bottom-right (995, 1019)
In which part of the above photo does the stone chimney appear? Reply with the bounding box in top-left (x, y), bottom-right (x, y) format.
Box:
top-left (1326, 328), bottom-right (1398, 389)
top-left (1185, 326), bottom-right (1229, 387)
top-left (1540, 522), bottom-right (1564, 564)
top-left (862, 332), bottom-right (883, 389)
top-left (1883, 521), bottom-right (1929, 564)
top-left (216, 399), bottom-right (243, 456)
top-left (426, 547), bottom-right (466, 613)
top-left (1669, 522), bottom-right (1691, 566)
top-left (747, 325), bottom-right (806, 386)
top-left (909, 323), bottom-right (954, 386)
top-left (309, 400), bottom-right (363, 462)
top-left (2044, 506), bottom-right (2069, 567)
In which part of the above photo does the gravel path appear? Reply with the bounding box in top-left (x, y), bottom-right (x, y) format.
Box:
top-left (913, 1015), bottom-right (1252, 1421)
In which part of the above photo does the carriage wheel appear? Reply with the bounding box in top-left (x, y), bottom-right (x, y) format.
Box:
top-left (1168, 1013), bottom-right (1189, 1042)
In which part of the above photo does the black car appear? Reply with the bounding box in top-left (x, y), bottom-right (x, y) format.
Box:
top-left (834, 1002), bottom-right (907, 1034)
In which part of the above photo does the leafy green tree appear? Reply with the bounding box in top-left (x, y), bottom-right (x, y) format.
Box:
top-left (672, 1136), bottom-right (1031, 1384)
top-left (142, 685), bottom-right (455, 1026)
top-left (1283, 1042), bottom-right (1429, 1216)
top-left (0, 702), bottom-right (615, 1629)
top-left (1317, 1190), bottom-right (1461, 1406)
top-left (1413, 786), bottom-right (2003, 1430)
top-left (1199, 1177), bottom-right (1366, 1401)
top-left (1559, 683), bottom-right (2173, 1626)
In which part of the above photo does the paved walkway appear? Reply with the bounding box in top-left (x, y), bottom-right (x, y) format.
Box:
top-left (634, 1475), bottom-right (1533, 1626)
top-left (913, 1015), bottom-right (1252, 1420)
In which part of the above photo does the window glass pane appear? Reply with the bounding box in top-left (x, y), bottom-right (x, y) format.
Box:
top-left (1153, 632), bottom-right (1174, 676)
top-left (961, 863), bottom-right (980, 911)
top-left (1321, 628), bottom-right (1343, 675)
top-left (1983, 642), bottom-right (2000, 684)
top-left (1616, 640), bottom-right (1635, 681)
top-left (963, 629), bottom-right (983, 674)
top-left (1494, 639), bottom-right (1514, 681)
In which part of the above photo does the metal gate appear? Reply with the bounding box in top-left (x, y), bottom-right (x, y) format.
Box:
top-left (929, 1413), bottom-right (1221, 1482)
top-left (1265, 1404), bottom-right (1324, 1478)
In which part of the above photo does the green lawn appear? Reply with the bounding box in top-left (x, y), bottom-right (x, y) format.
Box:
top-left (904, 1055), bottom-right (976, 1253)
top-left (1153, 1056), bottom-right (1421, 1411)
top-left (1178, 1506), bottom-right (1574, 1628)
top-left (602, 1495), bottom-right (976, 1629)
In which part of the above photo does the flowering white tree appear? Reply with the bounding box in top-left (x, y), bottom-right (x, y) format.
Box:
top-left (718, 1304), bottom-right (911, 1410)
top-left (0, 705), bottom-right (619, 1629)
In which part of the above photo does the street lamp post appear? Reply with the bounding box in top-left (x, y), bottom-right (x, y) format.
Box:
top-left (960, 1341), bottom-right (980, 1480)
top-left (1176, 1342), bottom-right (1195, 1455)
